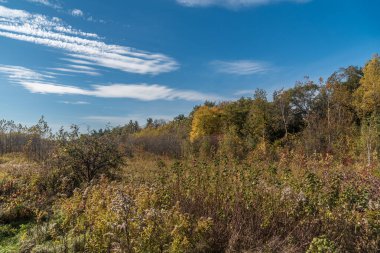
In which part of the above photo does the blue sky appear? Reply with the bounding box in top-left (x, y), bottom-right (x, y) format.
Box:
top-left (0, 0), bottom-right (379, 129)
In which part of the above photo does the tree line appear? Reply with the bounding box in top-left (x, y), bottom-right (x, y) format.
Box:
top-left (2, 55), bottom-right (380, 166)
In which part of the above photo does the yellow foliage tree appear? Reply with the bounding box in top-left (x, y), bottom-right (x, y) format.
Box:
top-left (190, 106), bottom-right (223, 142)
top-left (354, 55), bottom-right (380, 116)
top-left (353, 55), bottom-right (380, 165)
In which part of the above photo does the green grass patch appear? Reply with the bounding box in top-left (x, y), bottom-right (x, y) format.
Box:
top-left (0, 223), bottom-right (34, 253)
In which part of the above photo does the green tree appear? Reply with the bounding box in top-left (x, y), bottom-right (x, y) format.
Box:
top-left (246, 89), bottom-right (274, 150)
top-left (288, 79), bottom-right (319, 127)
top-left (222, 97), bottom-right (252, 137)
top-left (58, 133), bottom-right (123, 183)
top-left (325, 66), bottom-right (362, 154)
top-left (273, 89), bottom-right (292, 138)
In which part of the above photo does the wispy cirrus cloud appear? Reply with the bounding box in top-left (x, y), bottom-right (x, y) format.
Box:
top-left (50, 68), bottom-right (100, 76)
top-left (177, 0), bottom-right (310, 8)
top-left (0, 65), bottom-right (53, 81)
top-left (21, 82), bottom-right (221, 101)
top-left (0, 65), bottom-right (221, 102)
top-left (0, 5), bottom-right (178, 75)
top-left (60, 100), bottom-right (89, 105)
top-left (51, 64), bottom-right (101, 76)
top-left (26, 0), bottom-right (61, 9)
top-left (211, 60), bottom-right (271, 75)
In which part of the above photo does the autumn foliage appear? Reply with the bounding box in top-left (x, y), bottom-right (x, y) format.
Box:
top-left (1, 55), bottom-right (380, 252)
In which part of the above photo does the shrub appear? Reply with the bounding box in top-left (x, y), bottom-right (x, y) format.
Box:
top-left (307, 236), bottom-right (339, 253)
top-left (55, 177), bottom-right (213, 253)
top-left (56, 134), bottom-right (123, 184)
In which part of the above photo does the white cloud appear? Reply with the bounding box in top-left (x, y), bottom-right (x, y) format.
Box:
top-left (60, 100), bottom-right (89, 105)
top-left (67, 64), bottom-right (96, 71)
top-left (51, 65), bottom-right (101, 76)
top-left (211, 60), bottom-right (270, 75)
top-left (21, 82), bottom-right (220, 101)
top-left (0, 65), bottom-right (221, 102)
top-left (51, 64), bottom-right (100, 76)
top-left (71, 9), bottom-right (83, 17)
top-left (0, 65), bottom-right (53, 81)
top-left (177, 0), bottom-right (310, 8)
top-left (61, 58), bottom-right (94, 65)
top-left (27, 0), bottom-right (60, 9)
top-left (0, 5), bottom-right (178, 75)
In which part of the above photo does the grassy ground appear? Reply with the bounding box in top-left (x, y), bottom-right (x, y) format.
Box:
top-left (0, 224), bottom-right (34, 253)
top-left (122, 152), bottom-right (174, 185)
top-left (0, 153), bottom-right (379, 252)
top-left (0, 154), bottom-right (36, 253)
top-left (0, 153), bottom-right (169, 253)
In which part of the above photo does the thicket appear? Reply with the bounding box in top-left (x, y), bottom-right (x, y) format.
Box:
top-left (0, 55), bottom-right (380, 252)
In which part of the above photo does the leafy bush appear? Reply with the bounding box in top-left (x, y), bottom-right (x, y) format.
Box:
top-left (56, 177), bottom-right (213, 253)
top-left (307, 236), bottom-right (338, 253)
top-left (56, 134), bottom-right (123, 184)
